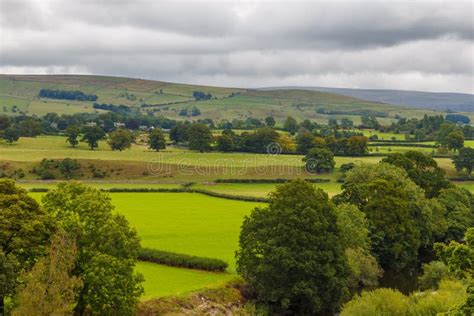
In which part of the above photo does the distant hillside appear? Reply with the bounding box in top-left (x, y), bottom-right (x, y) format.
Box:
top-left (261, 86), bottom-right (474, 112)
top-left (0, 74), bottom-right (472, 124)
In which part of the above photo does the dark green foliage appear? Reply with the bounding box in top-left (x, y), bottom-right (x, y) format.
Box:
top-left (335, 163), bottom-right (431, 272)
top-left (191, 106), bottom-right (201, 116)
top-left (236, 179), bottom-right (349, 314)
top-left (382, 151), bottom-right (452, 197)
top-left (283, 116), bottom-right (298, 134)
top-left (216, 134), bottom-right (234, 152)
top-left (0, 180), bottom-right (54, 315)
top-left (65, 125), bottom-right (80, 147)
top-left (303, 147), bottom-right (335, 173)
top-left (93, 103), bottom-right (132, 115)
top-left (0, 115), bottom-right (10, 130)
top-left (446, 114), bottom-right (470, 124)
top-left (139, 248), bottom-right (228, 272)
top-left (3, 127), bottom-right (20, 144)
top-left (193, 91), bottom-right (212, 101)
top-left (39, 89), bottom-right (97, 101)
top-left (81, 125), bottom-right (105, 150)
top-left (108, 128), bottom-right (135, 151)
top-left (19, 119), bottom-right (42, 137)
top-left (437, 123), bottom-right (464, 150)
top-left (436, 187), bottom-right (474, 242)
top-left (42, 183), bottom-right (143, 315)
top-left (453, 147), bottom-right (474, 175)
top-left (58, 158), bottom-right (81, 179)
top-left (264, 116), bottom-right (275, 127)
top-left (187, 123), bottom-right (213, 152)
top-left (147, 128), bottom-right (166, 151)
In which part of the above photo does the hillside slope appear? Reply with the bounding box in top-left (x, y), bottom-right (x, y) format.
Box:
top-left (0, 74), bottom-right (470, 124)
top-left (261, 86), bottom-right (474, 112)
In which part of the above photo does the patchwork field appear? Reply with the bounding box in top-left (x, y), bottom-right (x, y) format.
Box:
top-left (29, 191), bottom-right (262, 299)
top-left (2, 75), bottom-right (472, 123)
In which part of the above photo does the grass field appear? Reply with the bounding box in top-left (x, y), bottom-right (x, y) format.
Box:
top-left (29, 191), bottom-right (262, 299)
top-left (136, 262), bottom-right (237, 300)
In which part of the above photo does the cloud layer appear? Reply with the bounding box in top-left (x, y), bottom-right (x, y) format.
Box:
top-left (1, 0), bottom-right (473, 93)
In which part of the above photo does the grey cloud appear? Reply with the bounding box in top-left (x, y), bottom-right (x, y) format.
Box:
top-left (0, 0), bottom-right (473, 93)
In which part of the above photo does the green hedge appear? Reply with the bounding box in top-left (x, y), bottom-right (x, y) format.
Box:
top-left (214, 178), bottom-right (330, 183)
top-left (138, 248), bottom-right (228, 272)
top-left (369, 143), bottom-right (437, 148)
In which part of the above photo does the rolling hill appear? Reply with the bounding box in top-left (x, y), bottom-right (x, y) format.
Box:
top-left (261, 86), bottom-right (474, 112)
top-left (1, 74), bottom-right (471, 124)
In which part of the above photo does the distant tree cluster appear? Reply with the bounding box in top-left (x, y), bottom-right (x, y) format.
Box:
top-left (39, 89), bottom-right (98, 101)
top-left (93, 103), bottom-right (133, 115)
top-left (192, 91), bottom-right (212, 101)
top-left (179, 106), bottom-right (201, 116)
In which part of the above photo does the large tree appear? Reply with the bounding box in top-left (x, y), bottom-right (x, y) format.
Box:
top-left (81, 126), bottom-right (105, 150)
top-left (65, 125), bottom-right (80, 148)
top-left (382, 151), bottom-right (452, 197)
top-left (0, 180), bottom-right (54, 315)
top-left (13, 230), bottom-right (82, 315)
top-left (453, 147), bottom-right (474, 175)
top-left (108, 128), bottom-right (135, 151)
top-left (187, 123), bottom-right (213, 152)
top-left (236, 179), bottom-right (349, 314)
top-left (3, 127), bottom-right (20, 145)
top-left (303, 147), bottom-right (335, 173)
top-left (147, 128), bottom-right (166, 152)
top-left (42, 183), bottom-right (143, 315)
top-left (335, 163), bottom-right (436, 272)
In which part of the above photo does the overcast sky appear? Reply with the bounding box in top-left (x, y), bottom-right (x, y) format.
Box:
top-left (0, 0), bottom-right (473, 93)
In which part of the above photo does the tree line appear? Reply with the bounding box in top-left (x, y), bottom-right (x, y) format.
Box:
top-left (39, 89), bottom-right (98, 101)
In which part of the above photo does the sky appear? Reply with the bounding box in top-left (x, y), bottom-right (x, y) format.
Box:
top-left (0, 0), bottom-right (473, 93)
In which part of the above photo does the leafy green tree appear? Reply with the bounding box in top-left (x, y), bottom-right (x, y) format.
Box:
top-left (169, 122), bottom-right (189, 143)
top-left (108, 128), bottom-right (135, 151)
top-left (3, 127), bottom-right (20, 145)
top-left (147, 128), bottom-right (166, 151)
top-left (264, 116), bottom-right (276, 127)
top-left (335, 163), bottom-right (432, 272)
top-left (236, 179), bottom-right (349, 314)
top-left (0, 115), bottom-right (10, 130)
top-left (13, 230), bottom-right (82, 316)
top-left (296, 131), bottom-right (318, 154)
top-left (187, 123), bottom-right (213, 152)
top-left (283, 116), bottom-right (298, 134)
top-left (0, 180), bottom-right (54, 315)
top-left (216, 134), bottom-right (234, 152)
top-left (453, 147), bottom-right (474, 175)
top-left (81, 126), bottom-right (105, 150)
top-left (335, 204), bottom-right (382, 292)
top-left (65, 125), bottom-right (80, 148)
top-left (436, 188), bottom-right (474, 242)
top-left (58, 158), bottom-right (81, 179)
top-left (341, 118), bottom-right (354, 128)
top-left (445, 131), bottom-right (465, 151)
top-left (19, 119), bottom-right (42, 137)
top-left (42, 183), bottom-right (143, 315)
top-left (303, 147), bottom-right (335, 173)
top-left (382, 151), bottom-right (452, 197)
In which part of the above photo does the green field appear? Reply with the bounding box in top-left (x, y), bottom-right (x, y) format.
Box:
top-left (30, 191), bottom-right (262, 299)
top-left (136, 262), bottom-right (236, 300)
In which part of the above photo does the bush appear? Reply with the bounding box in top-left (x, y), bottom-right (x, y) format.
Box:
top-left (138, 248), bottom-right (228, 272)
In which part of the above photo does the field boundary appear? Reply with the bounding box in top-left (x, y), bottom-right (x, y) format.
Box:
top-left (29, 187), bottom-right (270, 202)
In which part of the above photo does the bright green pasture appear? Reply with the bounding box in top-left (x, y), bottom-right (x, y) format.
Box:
top-left (454, 182), bottom-right (474, 193)
top-left (111, 192), bottom-right (264, 271)
top-left (136, 262), bottom-right (236, 300)
top-left (194, 181), bottom-right (342, 197)
top-left (361, 130), bottom-right (406, 140)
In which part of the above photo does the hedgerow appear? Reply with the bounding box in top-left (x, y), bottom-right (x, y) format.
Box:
top-left (138, 248), bottom-right (228, 272)
top-left (214, 178), bottom-right (330, 183)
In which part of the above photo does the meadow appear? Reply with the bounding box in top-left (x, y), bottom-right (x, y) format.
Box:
top-left (29, 191), bottom-right (262, 299)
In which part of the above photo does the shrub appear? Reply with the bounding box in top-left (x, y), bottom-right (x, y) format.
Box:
top-left (138, 248), bottom-right (228, 272)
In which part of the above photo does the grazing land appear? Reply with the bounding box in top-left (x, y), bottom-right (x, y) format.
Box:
top-left (2, 74), bottom-right (472, 123)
